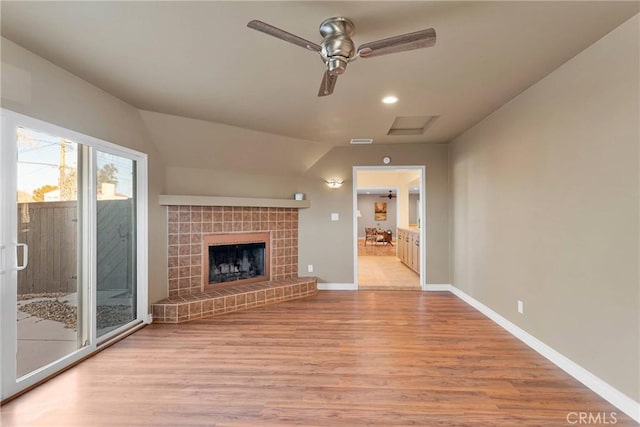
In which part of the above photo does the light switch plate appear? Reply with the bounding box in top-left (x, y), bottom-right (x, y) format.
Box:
top-left (331, 213), bottom-right (339, 221)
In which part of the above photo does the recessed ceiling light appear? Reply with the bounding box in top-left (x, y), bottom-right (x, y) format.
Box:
top-left (382, 96), bottom-right (398, 104)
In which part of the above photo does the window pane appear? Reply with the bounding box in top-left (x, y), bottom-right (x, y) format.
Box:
top-left (16, 127), bottom-right (85, 377)
top-left (96, 151), bottom-right (136, 337)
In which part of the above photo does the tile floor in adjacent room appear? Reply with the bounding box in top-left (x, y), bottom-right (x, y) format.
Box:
top-left (357, 239), bottom-right (420, 290)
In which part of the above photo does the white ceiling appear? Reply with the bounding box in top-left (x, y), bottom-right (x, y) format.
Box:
top-left (1, 1), bottom-right (638, 151)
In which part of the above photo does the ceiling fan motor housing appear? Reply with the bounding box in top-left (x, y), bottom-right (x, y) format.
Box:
top-left (320, 17), bottom-right (355, 75)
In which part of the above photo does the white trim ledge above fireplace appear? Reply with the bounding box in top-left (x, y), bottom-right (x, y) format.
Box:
top-left (159, 195), bottom-right (310, 209)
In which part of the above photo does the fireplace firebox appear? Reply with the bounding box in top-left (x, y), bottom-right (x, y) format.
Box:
top-left (208, 242), bottom-right (265, 283)
top-left (202, 232), bottom-right (270, 290)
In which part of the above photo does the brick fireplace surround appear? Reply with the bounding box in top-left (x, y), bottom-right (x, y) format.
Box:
top-left (151, 205), bottom-right (317, 323)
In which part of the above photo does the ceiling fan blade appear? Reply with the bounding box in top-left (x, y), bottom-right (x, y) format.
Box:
top-left (247, 20), bottom-right (321, 52)
top-left (318, 71), bottom-right (338, 97)
top-left (357, 28), bottom-right (436, 58)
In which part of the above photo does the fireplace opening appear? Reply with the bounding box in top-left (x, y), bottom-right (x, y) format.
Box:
top-left (208, 242), bottom-right (265, 284)
top-left (202, 232), bottom-right (271, 290)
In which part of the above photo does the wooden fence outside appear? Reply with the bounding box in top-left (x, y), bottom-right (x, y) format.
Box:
top-left (17, 200), bottom-right (134, 295)
top-left (96, 199), bottom-right (134, 292)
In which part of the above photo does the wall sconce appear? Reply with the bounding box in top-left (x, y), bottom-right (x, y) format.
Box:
top-left (324, 178), bottom-right (344, 189)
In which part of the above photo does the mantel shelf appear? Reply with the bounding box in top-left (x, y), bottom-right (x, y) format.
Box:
top-left (159, 195), bottom-right (310, 209)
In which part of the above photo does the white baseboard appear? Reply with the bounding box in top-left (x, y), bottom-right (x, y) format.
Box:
top-left (317, 283), bottom-right (357, 291)
top-left (447, 285), bottom-right (640, 423)
top-left (423, 284), bottom-right (452, 291)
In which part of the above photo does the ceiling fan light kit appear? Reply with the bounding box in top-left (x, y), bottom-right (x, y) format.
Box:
top-left (247, 16), bottom-right (436, 97)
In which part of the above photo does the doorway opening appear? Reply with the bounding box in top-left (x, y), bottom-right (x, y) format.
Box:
top-left (353, 166), bottom-right (425, 290)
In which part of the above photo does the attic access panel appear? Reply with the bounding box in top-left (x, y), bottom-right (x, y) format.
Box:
top-left (388, 115), bottom-right (439, 136)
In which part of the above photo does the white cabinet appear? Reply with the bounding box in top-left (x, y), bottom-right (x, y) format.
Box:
top-left (411, 233), bottom-right (419, 272)
top-left (397, 227), bottom-right (420, 274)
top-left (397, 229), bottom-right (405, 262)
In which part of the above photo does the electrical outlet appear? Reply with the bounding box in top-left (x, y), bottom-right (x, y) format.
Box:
top-left (517, 300), bottom-right (524, 314)
top-left (308, 264), bottom-right (314, 273)
top-left (331, 213), bottom-right (339, 221)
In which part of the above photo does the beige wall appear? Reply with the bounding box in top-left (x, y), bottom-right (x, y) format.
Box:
top-left (449, 15), bottom-right (639, 400)
top-left (298, 143), bottom-right (449, 285)
top-left (139, 110), bottom-right (332, 178)
top-left (165, 166), bottom-right (301, 199)
top-left (357, 194), bottom-right (398, 238)
top-left (1, 38), bottom-right (168, 307)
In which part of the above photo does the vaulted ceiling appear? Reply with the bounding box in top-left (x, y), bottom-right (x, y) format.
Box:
top-left (2, 1), bottom-right (638, 172)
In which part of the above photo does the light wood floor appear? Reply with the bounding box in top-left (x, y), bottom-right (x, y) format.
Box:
top-left (1, 291), bottom-right (635, 426)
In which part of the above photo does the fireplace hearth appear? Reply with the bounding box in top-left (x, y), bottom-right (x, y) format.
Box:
top-left (157, 203), bottom-right (316, 323)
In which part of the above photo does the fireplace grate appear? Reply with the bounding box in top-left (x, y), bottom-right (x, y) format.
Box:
top-left (208, 242), bottom-right (266, 284)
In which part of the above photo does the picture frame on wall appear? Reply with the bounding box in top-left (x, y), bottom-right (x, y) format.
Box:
top-left (374, 202), bottom-right (387, 221)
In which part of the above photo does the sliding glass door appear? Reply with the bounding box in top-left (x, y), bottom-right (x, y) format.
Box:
top-left (1, 110), bottom-right (148, 400)
top-left (14, 129), bottom-right (87, 379)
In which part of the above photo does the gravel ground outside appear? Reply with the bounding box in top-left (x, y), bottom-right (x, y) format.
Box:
top-left (17, 292), bottom-right (70, 301)
top-left (19, 299), bottom-right (77, 329)
top-left (18, 293), bottom-right (134, 331)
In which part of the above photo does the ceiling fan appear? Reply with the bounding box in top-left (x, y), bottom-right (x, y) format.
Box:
top-left (380, 191), bottom-right (397, 199)
top-left (247, 17), bottom-right (436, 97)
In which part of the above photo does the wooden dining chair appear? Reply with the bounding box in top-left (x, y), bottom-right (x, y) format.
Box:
top-left (364, 227), bottom-right (379, 246)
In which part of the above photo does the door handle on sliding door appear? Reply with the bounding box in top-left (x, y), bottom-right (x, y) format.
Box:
top-left (16, 243), bottom-right (28, 271)
top-left (0, 244), bottom-right (5, 274)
